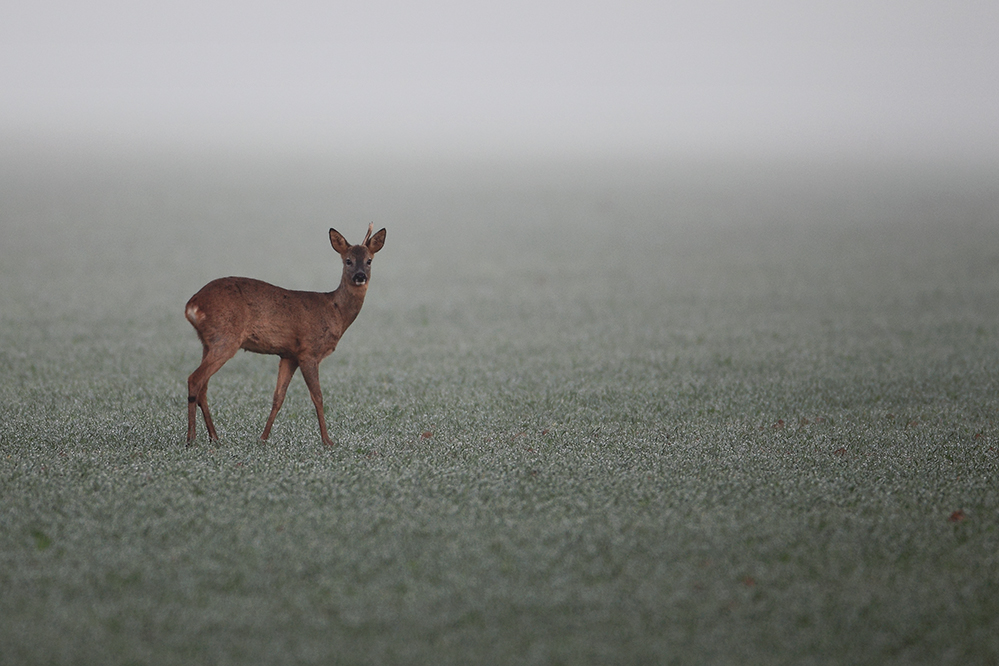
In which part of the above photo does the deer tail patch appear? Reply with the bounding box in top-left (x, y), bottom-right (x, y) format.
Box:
top-left (185, 303), bottom-right (203, 326)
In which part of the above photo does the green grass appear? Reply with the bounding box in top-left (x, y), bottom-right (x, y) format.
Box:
top-left (1, 150), bottom-right (998, 664)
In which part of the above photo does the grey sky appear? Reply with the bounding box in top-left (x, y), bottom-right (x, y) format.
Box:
top-left (2, 1), bottom-right (997, 159)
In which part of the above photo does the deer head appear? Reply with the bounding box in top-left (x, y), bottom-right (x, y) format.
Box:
top-left (330, 223), bottom-right (387, 287)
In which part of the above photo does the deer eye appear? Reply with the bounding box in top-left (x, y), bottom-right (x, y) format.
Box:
top-left (366, 259), bottom-right (372, 266)
top-left (345, 259), bottom-right (353, 266)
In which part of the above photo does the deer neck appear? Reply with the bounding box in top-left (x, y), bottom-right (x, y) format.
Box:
top-left (328, 281), bottom-right (367, 324)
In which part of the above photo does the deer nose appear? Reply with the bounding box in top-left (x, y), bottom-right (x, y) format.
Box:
top-left (352, 272), bottom-right (368, 285)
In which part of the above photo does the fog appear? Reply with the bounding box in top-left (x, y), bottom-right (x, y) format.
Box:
top-left (2, 1), bottom-right (998, 161)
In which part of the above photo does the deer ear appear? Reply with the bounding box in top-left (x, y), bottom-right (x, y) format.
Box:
top-left (329, 228), bottom-right (350, 255)
top-left (366, 228), bottom-right (387, 254)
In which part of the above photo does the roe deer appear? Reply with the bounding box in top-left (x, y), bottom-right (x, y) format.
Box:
top-left (185, 224), bottom-right (387, 447)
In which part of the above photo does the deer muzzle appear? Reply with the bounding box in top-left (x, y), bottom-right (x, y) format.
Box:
top-left (352, 272), bottom-right (368, 285)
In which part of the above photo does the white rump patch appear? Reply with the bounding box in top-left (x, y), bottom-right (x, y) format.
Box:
top-left (185, 303), bottom-right (202, 325)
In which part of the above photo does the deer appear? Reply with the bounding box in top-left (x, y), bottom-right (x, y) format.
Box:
top-left (184, 224), bottom-right (387, 447)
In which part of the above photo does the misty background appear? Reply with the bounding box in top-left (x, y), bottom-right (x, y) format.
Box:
top-left (2, 0), bottom-right (998, 162)
top-left (2, 0), bottom-right (997, 373)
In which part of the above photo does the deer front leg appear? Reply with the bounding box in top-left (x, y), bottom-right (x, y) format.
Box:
top-left (261, 357), bottom-right (298, 441)
top-left (299, 360), bottom-right (334, 447)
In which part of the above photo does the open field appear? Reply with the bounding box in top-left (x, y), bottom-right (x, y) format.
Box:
top-left (1, 148), bottom-right (998, 664)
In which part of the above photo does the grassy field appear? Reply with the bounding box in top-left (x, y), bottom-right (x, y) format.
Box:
top-left (1, 148), bottom-right (998, 665)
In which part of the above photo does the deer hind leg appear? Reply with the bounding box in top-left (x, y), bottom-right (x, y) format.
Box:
top-left (299, 360), bottom-right (334, 447)
top-left (186, 343), bottom-right (238, 445)
top-left (261, 356), bottom-right (298, 441)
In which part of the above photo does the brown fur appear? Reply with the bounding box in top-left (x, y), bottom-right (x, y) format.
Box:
top-left (185, 226), bottom-right (386, 447)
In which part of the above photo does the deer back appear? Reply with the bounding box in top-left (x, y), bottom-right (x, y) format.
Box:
top-left (186, 277), bottom-right (353, 360)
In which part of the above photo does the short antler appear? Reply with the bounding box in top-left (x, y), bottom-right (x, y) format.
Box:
top-left (362, 222), bottom-right (374, 245)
